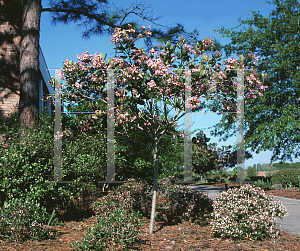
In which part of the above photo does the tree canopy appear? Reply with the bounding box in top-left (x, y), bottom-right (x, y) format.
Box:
top-left (213, 0), bottom-right (300, 163)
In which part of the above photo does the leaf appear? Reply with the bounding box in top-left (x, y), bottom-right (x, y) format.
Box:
top-left (153, 97), bottom-right (163, 102)
top-left (176, 69), bottom-right (183, 75)
top-left (193, 71), bottom-right (200, 79)
top-left (174, 96), bottom-right (178, 105)
top-left (144, 74), bottom-right (150, 80)
top-left (136, 100), bottom-right (145, 105)
top-left (165, 100), bottom-right (172, 106)
top-left (100, 52), bottom-right (104, 59)
top-left (200, 69), bottom-right (206, 77)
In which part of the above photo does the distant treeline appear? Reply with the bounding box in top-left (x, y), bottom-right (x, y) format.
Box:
top-left (250, 162), bottom-right (300, 171)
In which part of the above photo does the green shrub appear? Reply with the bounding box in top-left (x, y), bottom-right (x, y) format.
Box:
top-left (205, 169), bottom-right (230, 183)
top-left (112, 177), bottom-right (152, 217)
top-left (0, 197), bottom-right (57, 241)
top-left (71, 190), bottom-right (143, 250)
top-left (0, 117), bottom-right (70, 214)
top-left (157, 176), bottom-right (213, 225)
top-left (210, 184), bottom-right (288, 241)
top-left (0, 109), bottom-right (108, 210)
top-left (271, 168), bottom-right (300, 187)
top-left (253, 179), bottom-right (274, 190)
top-left (71, 176), bottom-right (213, 250)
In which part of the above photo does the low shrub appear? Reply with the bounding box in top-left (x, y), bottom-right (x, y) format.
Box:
top-left (109, 176), bottom-right (213, 224)
top-left (71, 176), bottom-right (213, 250)
top-left (210, 184), bottom-right (288, 241)
top-left (0, 197), bottom-right (57, 241)
top-left (112, 176), bottom-right (213, 225)
top-left (271, 168), bottom-right (300, 187)
top-left (156, 176), bottom-right (214, 225)
top-left (0, 120), bottom-right (70, 214)
top-left (253, 179), bottom-right (274, 190)
top-left (205, 169), bottom-right (230, 183)
top-left (70, 190), bottom-right (143, 250)
top-left (112, 177), bottom-right (152, 217)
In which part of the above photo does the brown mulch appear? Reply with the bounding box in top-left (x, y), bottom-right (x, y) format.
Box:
top-left (1, 185), bottom-right (300, 250)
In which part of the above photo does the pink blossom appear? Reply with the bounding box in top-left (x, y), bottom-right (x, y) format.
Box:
top-left (74, 82), bottom-right (82, 89)
top-left (147, 80), bottom-right (156, 89)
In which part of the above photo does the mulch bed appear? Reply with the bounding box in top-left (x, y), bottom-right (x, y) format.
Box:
top-left (1, 184), bottom-right (300, 250)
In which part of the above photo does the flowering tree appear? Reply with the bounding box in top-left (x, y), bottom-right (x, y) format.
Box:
top-left (61, 24), bottom-right (267, 234)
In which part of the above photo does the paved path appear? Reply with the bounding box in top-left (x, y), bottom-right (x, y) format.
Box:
top-left (185, 184), bottom-right (300, 237)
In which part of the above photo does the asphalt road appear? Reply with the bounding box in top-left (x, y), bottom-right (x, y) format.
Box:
top-left (185, 184), bottom-right (300, 237)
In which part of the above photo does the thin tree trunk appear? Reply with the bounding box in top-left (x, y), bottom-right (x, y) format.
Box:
top-left (19, 0), bottom-right (41, 142)
top-left (149, 134), bottom-right (159, 234)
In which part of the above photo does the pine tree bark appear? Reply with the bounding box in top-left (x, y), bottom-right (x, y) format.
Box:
top-left (19, 0), bottom-right (41, 141)
top-left (149, 135), bottom-right (159, 234)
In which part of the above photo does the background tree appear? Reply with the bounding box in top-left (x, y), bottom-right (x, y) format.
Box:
top-left (191, 130), bottom-right (245, 177)
top-left (213, 0), bottom-right (300, 163)
top-left (245, 165), bottom-right (258, 179)
top-left (19, 0), bottom-right (41, 142)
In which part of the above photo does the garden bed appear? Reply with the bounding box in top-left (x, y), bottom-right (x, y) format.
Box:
top-left (1, 185), bottom-right (300, 251)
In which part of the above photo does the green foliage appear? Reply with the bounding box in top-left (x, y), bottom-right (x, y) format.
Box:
top-left (0, 110), bottom-right (70, 214)
top-left (245, 165), bottom-right (258, 179)
top-left (213, 0), bottom-right (300, 163)
top-left (205, 169), bottom-right (230, 183)
top-left (61, 91), bottom-right (187, 185)
top-left (253, 179), bottom-right (274, 190)
top-left (112, 178), bottom-right (152, 218)
top-left (273, 162), bottom-right (300, 170)
top-left (156, 177), bottom-right (213, 225)
top-left (0, 109), bottom-right (108, 240)
top-left (271, 168), bottom-right (300, 187)
top-left (192, 131), bottom-right (219, 176)
top-left (71, 190), bottom-right (143, 250)
top-left (0, 197), bottom-right (57, 241)
top-left (210, 184), bottom-right (288, 241)
top-left (71, 177), bottom-right (213, 250)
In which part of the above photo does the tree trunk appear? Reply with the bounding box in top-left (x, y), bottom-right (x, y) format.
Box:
top-left (19, 0), bottom-right (41, 141)
top-left (149, 134), bottom-right (159, 234)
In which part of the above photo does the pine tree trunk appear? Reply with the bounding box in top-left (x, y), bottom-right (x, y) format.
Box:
top-left (149, 135), bottom-right (159, 234)
top-left (19, 0), bottom-right (41, 142)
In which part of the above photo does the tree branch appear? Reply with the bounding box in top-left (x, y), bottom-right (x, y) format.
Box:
top-left (41, 7), bottom-right (118, 28)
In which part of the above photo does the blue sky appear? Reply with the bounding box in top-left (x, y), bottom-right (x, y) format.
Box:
top-left (39, 0), bottom-right (300, 168)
